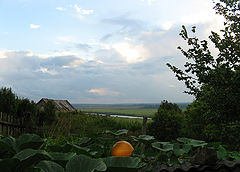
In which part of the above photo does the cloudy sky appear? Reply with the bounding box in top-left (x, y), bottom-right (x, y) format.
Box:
top-left (0, 0), bottom-right (224, 104)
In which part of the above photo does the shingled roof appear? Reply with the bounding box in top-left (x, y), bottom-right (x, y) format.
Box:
top-left (37, 98), bottom-right (76, 112)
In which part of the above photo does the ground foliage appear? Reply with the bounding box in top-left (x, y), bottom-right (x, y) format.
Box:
top-left (0, 131), bottom-right (239, 172)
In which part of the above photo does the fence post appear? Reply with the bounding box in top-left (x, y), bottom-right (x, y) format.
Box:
top-left (142, 116), bottom-right (147, 135)
top-left (141, 116), bottom-right (148, 154)
top-left (0, 112), bottom-right (2, 134)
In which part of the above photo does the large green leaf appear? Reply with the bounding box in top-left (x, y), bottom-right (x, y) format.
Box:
top-left (13, 148), bottom-right (52, 171)
top-left (66, 154), bottom-right (107, 172)
top-left (46, 145), bottom-right (66, 153)
top-left (105, 129), bottom-right (128, 136)
top-left (132, 135), bottom-right (155, 144)
top-left (36, 160), bottom-right (65, 172)
top-left (78, 137), bottom-right (91, 146)
top-left (16, 134), bottom-right (45, 152)
top-left (177, 137), bottom-right (207, 148)
top-left (217, 145), bottom-right (228, 160)
top-left (0, 137), bottom-right (17, 156)
top-left (103, 157), bottom-right (145, 172)
top-left (177, 137), bottom-right (190, 144)
top-left (138, 135), bottom-right (155, 141)
top-left (151, 142), bottom-right (173, 152)
top-left (0, 158), bottom-right (20, 172)
top-left (173, 143), bottom-right (191, 156)
top-left (66, 142), bottom-right (91, 155)
top-left (229, 152), bottom-right (240, 160)
top-left (49, 152), bottom-right (76, 167)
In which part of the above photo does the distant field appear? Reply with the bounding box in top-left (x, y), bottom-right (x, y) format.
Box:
top-left (73, 103), bottom-right (190, 117)
top-left (79, 107), bottom-right (157, 117)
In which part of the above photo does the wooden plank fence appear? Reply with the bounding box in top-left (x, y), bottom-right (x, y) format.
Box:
top-left (0, 112), bottom-right (25, 136)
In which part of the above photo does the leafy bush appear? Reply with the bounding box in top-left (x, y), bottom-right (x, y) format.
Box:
top-left (0, 87), bottom-right (17, 115)
top-left (183, 100), bottom-right (208, 139)
top-left (38, 100), bottom-right (57, 126)
top-left (148, 100), bottom-right (184, 141)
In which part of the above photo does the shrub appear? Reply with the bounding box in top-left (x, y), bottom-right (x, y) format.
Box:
top-left (148, 100), bottom-right (184, 141)
top-left (38, 100), bottom-right (57, 126)
top-left (183, 100), bottom-right (208, 139)
top-left (0, 87), bottom-right (17, 114)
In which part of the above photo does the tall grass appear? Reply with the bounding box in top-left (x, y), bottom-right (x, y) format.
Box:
top-left (39, 112), bottom-right (148, 138)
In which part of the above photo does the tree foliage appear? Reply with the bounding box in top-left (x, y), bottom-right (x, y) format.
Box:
top-left (149, 100), bottom-right (184, 141)
top-left (16, 98), bottom-right (38, 131)
top-left (0, 87), bottom-right (17, 115)
top-left (183, 100), bottom-right (208, 139)
top-left (167, 0), bottom-right (240, 125)
top-left (38, 100), bottom-right (57, 126)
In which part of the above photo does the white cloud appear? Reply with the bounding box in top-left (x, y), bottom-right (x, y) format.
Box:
top-left (87, 88), bottom-right (120, 96)
top-left (0, 51), bottom-right (8, 59)
top-left (141, 0), bottom-right (155, 5)
top-left (38, 67), bottom-right (58, 75)
top-left (161, 21), bottom-right (175, 30)
top-left (100, 42), bottom-right (149, 64)
top-left (179, 0), bottom-right (224, 27)
top-left (72, 4), bottom-right (94, 19)
top-left (62, 59), bottom-right (83, 68)
top-left (168, 84), bottom-right (176, 88)
top-left (37, 51), bottom-right (79, 59)
top-left (74, 4), bottom-right (94, 15)
top-left (30, 24), bottom-right (40, 29)
top-left (0, 49), bottom-right (193, 103)
top-left (56, 7), bottom-right (66, 11)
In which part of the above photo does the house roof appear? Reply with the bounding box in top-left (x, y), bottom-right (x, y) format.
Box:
top-left (37, 98), bottom-right (76, 111)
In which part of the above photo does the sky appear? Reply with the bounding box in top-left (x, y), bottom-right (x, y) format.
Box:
top-left (0, 0), bottom-right (224, 104)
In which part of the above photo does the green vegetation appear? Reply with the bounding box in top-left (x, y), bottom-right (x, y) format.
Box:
top-left (76, 103), bottom-right (189, 117)
top-left (79, 107), bottom-right (157, 117)
top-left (39, 100), bottom-right (57, 126)
top-left (166, 0), bottom-right (240, 150)
top-left (40, 112), bottom-right (145, 138)
top-left (0, 0), bottom-right (239, 170)
top-left (0, 87), bottom-right (58, 131)
top-left (148, 100), bottom-right (184, 141)
top-left (0, 131), bottom-right (239, 172)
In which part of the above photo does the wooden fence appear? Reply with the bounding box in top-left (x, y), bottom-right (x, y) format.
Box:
top-left (0, 112), bottom-right (25, 136)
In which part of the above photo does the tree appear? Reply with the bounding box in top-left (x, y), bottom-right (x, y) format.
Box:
top-left (16, 98), bottom-right (38, 131)
top-left (184, 100), bottom-right (208, 139)
top-left (0, 87), bottom-right (17, 115)
top-left (167, 0), bottom-right (240, 125)
top-left (149, 100), bottom-right (184, 141)
top-left (38, 100), bottom-right (57, 126)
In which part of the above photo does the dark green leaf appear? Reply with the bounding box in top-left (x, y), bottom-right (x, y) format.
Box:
top-left (49, 152), bottom-right (76, 167)
top-left (0, 158), bottom-right (20, 172)
top-left (16, 134), bottom-right (45, 152)
top-left (36, 160), bottom-right (64, 172)
top-left (151, 142), bottom-right (173, 152)
top-left (66, 154), bottom-right (107, 172)
top-left (0, 137), bottom-right (17, 156)
top-left (103, 156), bottom-right (145, 172)
top-left (78, 137), bottom-right (91, 146)
top-left (105, 129), bottom-right (128, 136)
top-left (13, 148), bottom-right (52, 171)
top-left (217, 146), bottom-right (228, 160)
